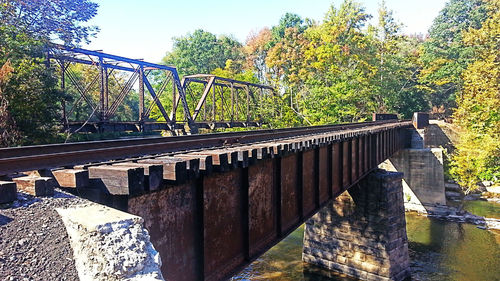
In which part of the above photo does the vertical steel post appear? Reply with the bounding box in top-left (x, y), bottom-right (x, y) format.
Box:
top-left (99, 57), bottom-right (105, 122)
top-left (103, 66), bottom-right (109, 121)
top-left (138, 65), bottom-right (145, 122)
top-left (384, 130), bottom-right (388, 159)
top-left (203, 96), bottom-right (207, 121)
top-left (364, 135), bottom-right (369, 173)
top-left (260, 88), bottom-right (264, 122)
top-left (246, 86), bottom-right (250, 122)
top-left (359, 136), bottom-right (364, 176)
top-left (212, 83), bottom-right (216, 122)
top-left (235, 88), bottom-right (239, 121)
top-left (60, 61), bottom-right (67, 126)
top-left (231, 83), bottom-right (234, 122)
top-left (351, 138), bottom-right (357, 183)
top-left (333, 141), bottom-right (343, 195)
top-left (389, 129), bottom-right (393, 155)
top-left (383, 131), bottom-right (386, 160)
top-left (393, 129), bottom-right (396, 154)
top-left (220, 86), bottom-right (224, 122)
top-left (378, 132), bottom-right (382, 163)
top-left (172, 78), bottom-right (177, 124)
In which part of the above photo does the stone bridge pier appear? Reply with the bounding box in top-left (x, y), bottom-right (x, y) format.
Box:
top-left (303, 169), bottom-right (410, 281)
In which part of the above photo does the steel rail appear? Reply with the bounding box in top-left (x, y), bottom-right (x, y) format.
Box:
top-left (0, 120), bottom-right (397, 158)
top-left (0, 120), bottom-right (411, 175)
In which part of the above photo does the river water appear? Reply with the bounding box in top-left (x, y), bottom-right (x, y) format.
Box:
top-left (232, 201), bottom-right (500, 281)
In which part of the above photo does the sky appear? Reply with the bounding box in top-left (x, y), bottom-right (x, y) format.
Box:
top-left (83, 0), bottom-right (448, 63)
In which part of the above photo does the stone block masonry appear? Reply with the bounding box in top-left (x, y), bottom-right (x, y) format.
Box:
top-left (303, 169), bottom-right (410, 281)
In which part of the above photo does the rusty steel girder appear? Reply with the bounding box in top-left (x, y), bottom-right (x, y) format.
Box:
top-left (1, 120), bottom-right (411, 280)
top-left (124, 121), bottom-right (411, 280)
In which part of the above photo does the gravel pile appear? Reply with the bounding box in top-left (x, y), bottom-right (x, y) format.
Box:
top-left (0, 189), bottom-right (88, 281)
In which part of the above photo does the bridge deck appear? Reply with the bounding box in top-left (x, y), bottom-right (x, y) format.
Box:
top-left (0, 120), bottom-right (413, 280)
top-left (0, 120), bottom-right (408, 175)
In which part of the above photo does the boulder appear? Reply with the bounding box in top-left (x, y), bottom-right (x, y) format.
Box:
top-left (445, 191), bottom-right (462, 200)
top-left (57, 204), bottom-right (164, 281)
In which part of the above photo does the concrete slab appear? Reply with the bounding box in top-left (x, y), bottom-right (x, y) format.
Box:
top-left (57, 204), bottom-right (164, 281)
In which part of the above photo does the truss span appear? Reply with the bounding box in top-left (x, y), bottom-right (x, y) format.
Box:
top-left (47, 44), bottom-right (275, 134)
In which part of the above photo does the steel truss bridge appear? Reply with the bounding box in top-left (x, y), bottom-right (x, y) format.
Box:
top-left (47, 44), bottom-right (276, 134)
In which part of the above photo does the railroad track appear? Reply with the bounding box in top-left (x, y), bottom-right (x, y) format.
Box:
top-left (0, 120), bottom-right (409, 175)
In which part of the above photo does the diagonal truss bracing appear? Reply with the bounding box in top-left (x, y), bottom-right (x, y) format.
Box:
top-left (47, 44), bottom-right (275, 133)
top-left (177, 74), bottom-right (276, 126)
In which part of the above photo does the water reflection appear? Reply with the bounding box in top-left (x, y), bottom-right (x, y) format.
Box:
top-left (233, 202), bottom-right (500, 281)
top-left (233, 225), bottom-right (356, 281)
top-left (462, 200), bottom-right (500, 219)
top-left (406, 215), bottom-right (500, 281)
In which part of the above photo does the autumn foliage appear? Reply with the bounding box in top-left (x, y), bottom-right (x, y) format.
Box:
top-left (0, 0), bottom-right (497, 190)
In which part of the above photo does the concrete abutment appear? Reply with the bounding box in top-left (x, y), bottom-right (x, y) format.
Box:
top-left (380, 123), bottom-right (448, 213)
top-left (303, 169), bottom-right (410, 281)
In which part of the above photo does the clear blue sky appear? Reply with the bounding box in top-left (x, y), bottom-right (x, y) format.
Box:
top-left (84, 0), bottom-right (447, 63)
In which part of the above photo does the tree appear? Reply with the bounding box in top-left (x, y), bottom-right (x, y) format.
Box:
top-left (267, 27), bottom-right (308, 89)
top-left (419, 0), bottom-right (488, 113)
top-left (244, 28), bottom-right (272, 82)
top-left (0, 0), bottom-right (99, 146)
top-left (450, 0), bottom-right (500, 191)
top-left (266, 27), bottom-right (309, 126)
top-left (0, 60), bottom-right (20, 146)
top-left (0, 26), bottom-right (64, 145)
top-left (163, 30), bottom-right (244, 76)
top-left (382, 37), bottom-right (429, 118)
top-left (270, 13), bottom-right (307, 44)
top-left (262, 0), bottom-right (383, 125)
top-left (373, 2), bottom-right (429, 118)
top-left (0, 0), bottom-right (99, 45)
top-left (302, 0), bottom-right (377, 123)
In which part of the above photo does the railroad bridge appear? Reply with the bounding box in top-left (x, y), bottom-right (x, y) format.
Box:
top-left (0, 114), bottom-right (436, 281)
top-left (47, 45), bottom-right (276, 134)
top-left (0, 43), bottom-right (432, 280)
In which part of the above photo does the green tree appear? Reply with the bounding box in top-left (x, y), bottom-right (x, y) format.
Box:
top-left (270, 13), bottom-right (307, 44)
top-left (383, 36), bottom-right (429, 118)
top-left (419, 0), bottom-right (488, 113)
top-left (264, 0), bottom-right (381, 125)
top-left (373, 2), bottom-right (429, 118)
top-left (450, 0), bottom-right (500, 191)
top-left (0, 0), bottom-right (99, 145)
top-left (163, 30), bottom-right (244, 75)
top-left (303, 0), bottom-right (377, 123)
top-left (0, 26), bottom-right (64, 145)
top-left (0, 0), bottom-right (99, 44)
